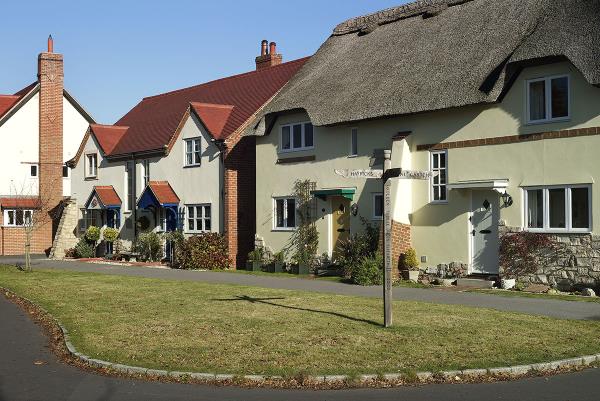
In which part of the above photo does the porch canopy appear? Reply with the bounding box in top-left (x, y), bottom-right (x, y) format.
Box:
top-left (85, 186), bottom-right (122, 210)
top-left (137, 181), bottom-right (180, 231)
top-left (447, 179), bottom-right (509, 193)
top-left (84, 186), bottom-right (122, 228)
top-left (311, 188), bottom-right (356, 201)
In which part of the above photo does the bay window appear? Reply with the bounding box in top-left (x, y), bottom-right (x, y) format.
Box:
top-left (525, 185), bottom-right (591, 232)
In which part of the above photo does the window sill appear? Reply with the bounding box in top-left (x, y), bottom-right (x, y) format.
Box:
top-left (347, 154), bottom-right (358, 158)
top-left (183, 164), bottom-right (201, 169)
top-left (429, 201), bottom-right (449, 205)
top-left (272, 228), bottom-right (296, 232)
top-left (278, 147), bottom-right (315, 154)
top-left (277, 155), bottom-right (316, 164)
top-left (85, 176), bottom-right (98, 181)
top-left (525, 117), bottom-right (571, 126)
top-left (525, 228), bottom-right (591, 234)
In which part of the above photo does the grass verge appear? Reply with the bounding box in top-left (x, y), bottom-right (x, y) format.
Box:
top-left (1, 264), bottom-right (599, 377)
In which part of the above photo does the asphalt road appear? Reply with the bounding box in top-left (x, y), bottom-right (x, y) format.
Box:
top-left (1, 295), bottom-right (599, 401)
top-left (2, 255), bottom-right (599, 320)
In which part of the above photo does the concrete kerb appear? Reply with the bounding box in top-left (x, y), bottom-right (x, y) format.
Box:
top-left (2, 287), bottom-right (600, 388)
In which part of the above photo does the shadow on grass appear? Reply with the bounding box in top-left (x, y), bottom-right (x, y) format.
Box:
top-left (212, 295), bottom-right (381, 327)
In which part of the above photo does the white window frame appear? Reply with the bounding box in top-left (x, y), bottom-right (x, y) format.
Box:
top-left (279, 122), bottom-right (314, 153)
top-left (526, 74), bottom-right (571, 125)
top-left (186, 204), bottom-right (211, 233)
top-left (372, 192), bottom-right (383, 220)
top-left (183, 138), bottom-right (201, 167)
top-left (142, 159), bottom-right (150, 188)
top-left (524, 185), bottom-right (591, 233)
top-left (272, 196), bottom-right (297, 231)
top-left (3, 209), bottom-right (33, 227)
top-left (85, 153), bottom-right (98, 178)
top-left (430, 150), bottom-right (448, 204)
top-left (349, 127), bottom-right (358, 157)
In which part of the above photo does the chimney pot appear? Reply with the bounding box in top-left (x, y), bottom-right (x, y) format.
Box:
top-left (47, 35), bottom-right (54, 53)
top-left (261, 40), bottom-right (268, 56)
top-left (269, 42), bottom-right (277, 55)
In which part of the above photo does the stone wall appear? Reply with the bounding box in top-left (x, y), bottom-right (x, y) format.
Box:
top-left (500, 227), bottom-right (600, 291)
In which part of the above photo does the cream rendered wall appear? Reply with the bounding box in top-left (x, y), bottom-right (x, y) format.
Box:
top-left (256, 61), bottom-right (600, 268)
top-left (148, 113), bottom-right (223, 234)
top-left (63, 97), bottom-right (91, 196)
top-left (70, 134), bottom-right (134, 243)
top-left (0, 93), bottom-right (39, 196)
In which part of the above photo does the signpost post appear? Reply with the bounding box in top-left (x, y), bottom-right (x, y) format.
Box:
top-left (333, 153), bottom-right (437, 327)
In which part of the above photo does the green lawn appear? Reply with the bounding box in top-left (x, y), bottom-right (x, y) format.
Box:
top-left (470, 288), bottom-right (600, 304)
top-left (1, 264), bottom-right (600, 377)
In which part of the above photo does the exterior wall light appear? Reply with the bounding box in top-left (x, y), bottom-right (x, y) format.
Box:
top-left (351, 203), bottom-right (359, 216)
top-left (501, 191), bottom-right (513, 207)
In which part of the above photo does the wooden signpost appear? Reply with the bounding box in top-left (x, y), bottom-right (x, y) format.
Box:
top-left (334, 153), bottom-right (437, 327)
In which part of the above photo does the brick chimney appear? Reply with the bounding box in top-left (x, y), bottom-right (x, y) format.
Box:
top-left (37, 35), bottom-right (64, 214)
top-left (255, 40), bottom-right (283, 70)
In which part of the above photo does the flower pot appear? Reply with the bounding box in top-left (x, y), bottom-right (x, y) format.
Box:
top-left (501, 278), bottom-right (516, 290)
top-left (274, 261), bottom-right (284, 273)
top-left (402, 270), bottom-right (420, 282)
top-left (298, 263), bottom-right (310, 275)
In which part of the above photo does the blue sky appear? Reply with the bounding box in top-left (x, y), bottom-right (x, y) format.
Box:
top-left (0, 0), bottom-right (405, 123)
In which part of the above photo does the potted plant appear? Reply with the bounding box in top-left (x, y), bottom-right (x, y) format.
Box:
top-left (272, 250), bottom-right (286, 273)
top-left (247, 248), bottom-right (264, 271)
top-left (293, 250), bottom-right (312, 275)
top-left (400, 248), bottom-right (420, 282)
top-left (103, 227), bottom-right (119, 258)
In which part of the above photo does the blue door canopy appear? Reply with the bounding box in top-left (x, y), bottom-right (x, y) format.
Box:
top-left (311, 188), bottom-right (356, 201)
top-left (84, 186), bottom-right (122, 210)
top-left (137, 181), bottom-right (180, 209)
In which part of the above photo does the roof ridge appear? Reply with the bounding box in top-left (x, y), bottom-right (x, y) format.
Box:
top-left (190, 102), bottom-right (235, 109)
top-left (141, 57), bottom-right (311, 102)
top-left (333, 0), bottom-right (475, 35)
top-left (91, 124), bottom-right (129, 129)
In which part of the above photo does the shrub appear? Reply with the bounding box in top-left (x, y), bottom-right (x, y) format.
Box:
top-left (248, 247), bottom-right (265, 263)
top-left (336, 218), bottom-right (380, 278)
top-left (85, 226), bottom-right (101, 243)
top-left (499, 232), bottom-right (558, 280)
top-left (272, 250), bottom-right (286, 263)
top-left (400, 248), bottom-right (419, 271)
top-left (176, 233), bottom-right (229, 270)
top-left (135, 232), bottom-right (164, 262)
top-left (351, 254), bottom-right (383, 286)
top-left (165, 230), bottom-right (185, 266)
top-left (290, 180), bottom-right (319, 270)
top-left (74, 238), bottom-right (95, 258)
top-left (103, 227), bottom-right (119, 243)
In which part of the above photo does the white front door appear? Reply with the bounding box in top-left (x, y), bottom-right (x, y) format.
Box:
top-left (471, 191), bottom-right (500, 274)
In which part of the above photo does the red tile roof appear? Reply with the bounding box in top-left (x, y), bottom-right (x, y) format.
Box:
top-left (93, 186), bottom-right (122, 207)
top-left (89, 125), bottom-right (129, 155)
top-left (190, 102), bottom-right (235, 140)
top-left (148, 181), bottom-right (180, 205)
top-left (100, 57), bottom-right (309, 156)
top-left (0, 82), bottom-right (38, 120)
top-left (0, 197), bottom-right (41, 209)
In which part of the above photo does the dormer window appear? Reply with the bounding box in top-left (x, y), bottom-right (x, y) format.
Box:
top-left (526, 75), bottom-right (570, 124)
top-left (280, 122), bottom-right (314, 152)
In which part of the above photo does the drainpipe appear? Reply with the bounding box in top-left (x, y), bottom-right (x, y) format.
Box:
top-left (131, 153), bottom-right (137, 238)
top-left (213, 139), bottom-right (226, 233)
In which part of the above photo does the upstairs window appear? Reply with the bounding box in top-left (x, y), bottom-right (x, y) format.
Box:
top-left (527, 75), bottom-right (570, 124)
top-left (142, 159), bottom-right (151, 187)
top-left (430, 151), bottom-right (448, 203)
top-left (280, 122), bottom-right (314, 152)
top-left (86, 153), bottom-right (98, 178)
top-left (274, 197), bottom-right (296, 230)
top-left (125, 161), bottom-right (135, 211)
top-left (184, 138), bottom-right (201, 167)
top-left (349, 128), bottom-right (358, 157)
top-left (525, 185), bottom-right (590, 232)
top-left (30, 165), bottom-right (38, 177)
top-left (3, 209), bottom-right (32, 227)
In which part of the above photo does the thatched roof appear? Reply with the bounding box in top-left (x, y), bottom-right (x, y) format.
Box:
top-left (258, 0), bottom-right (600, 128)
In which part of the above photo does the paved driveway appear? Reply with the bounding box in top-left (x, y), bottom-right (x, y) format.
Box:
top-left (2, 255), bottom-right (599, 320)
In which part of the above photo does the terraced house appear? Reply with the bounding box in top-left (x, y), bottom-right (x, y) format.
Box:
top-left (0, 37), bottom-right (94, 255)
top-left (63, 42), bottom-right (308, 266)
top-left (249, 0), bottom-right (600, 286)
